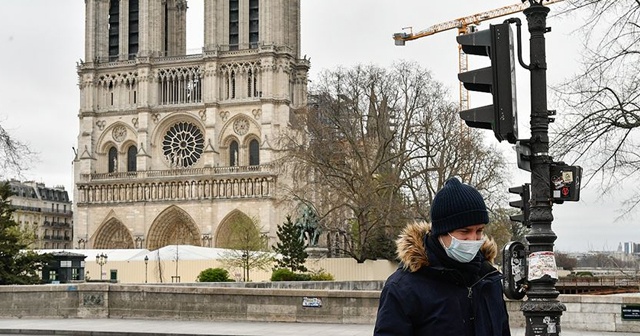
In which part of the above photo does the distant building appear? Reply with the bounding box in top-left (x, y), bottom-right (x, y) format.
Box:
top-left (7, 180), bottom-right (73, 249)
top-left (622, 241), bottom-right (639, 255)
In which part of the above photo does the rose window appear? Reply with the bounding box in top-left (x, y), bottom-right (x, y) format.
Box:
top-left (162, 122), bottom-right (205, 168)
top-left (233, 117), bottom-right (250, 135)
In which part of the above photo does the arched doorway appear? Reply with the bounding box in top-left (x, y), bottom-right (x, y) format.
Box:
top-left (93, 217), bottom-right (134, 249)
top-left (147, 205), bottom-right (201, 250)
top-left (215, 210), bottom-right (262, 249)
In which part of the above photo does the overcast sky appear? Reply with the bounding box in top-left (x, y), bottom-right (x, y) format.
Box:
top-left (0, 1), bottom-right (634, 252)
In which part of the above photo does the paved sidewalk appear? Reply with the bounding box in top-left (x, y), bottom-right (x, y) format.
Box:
top-left (0, 319), bottom-right (639, 336)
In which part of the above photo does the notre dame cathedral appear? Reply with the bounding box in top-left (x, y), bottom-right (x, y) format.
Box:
top-left (73, 0), bottom-right (309, 250)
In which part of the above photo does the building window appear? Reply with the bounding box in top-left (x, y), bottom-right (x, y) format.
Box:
top-left (249, 139), bottom-right (259, 165)
top-left (230, 71), bottom-right (236, 99)
top-left (247, 69), bottom-right (259, 98)
top-left (127, 145), bottom-right (137, 172)
top-left (229, 0), bottom-right (239, 50)
top-left (230, 140), bottom-right (239, 166)
top-left (108, 146), bottom-right (118, 173)
top-left (128, 0), bottom-right (139, 59)
top-left (158, 67), bottom-right (202, 105)
top-left (163, 122), bottom-right (205, 168)
top-left (108, 0), bottom-right (120, 61)
top-left (249, 0), bottom-right (259, 48)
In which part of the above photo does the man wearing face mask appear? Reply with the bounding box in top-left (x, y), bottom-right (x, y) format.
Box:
top-left (374, 177), bottom-right (511, 336)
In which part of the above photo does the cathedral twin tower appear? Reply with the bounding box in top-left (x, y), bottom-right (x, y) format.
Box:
top-left (73, 0), bottom-right (309, 250)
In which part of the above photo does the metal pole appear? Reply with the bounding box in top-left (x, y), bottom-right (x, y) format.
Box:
top-left (144, 256), bottom-right (148, 283)
top-left (96, 253), bottom-right (108, 281)
top-left (522, 2), bottom-right (565, 335)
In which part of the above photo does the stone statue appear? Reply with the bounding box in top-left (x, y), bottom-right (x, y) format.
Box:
top-left (295, 205), bottom-right (321, 247)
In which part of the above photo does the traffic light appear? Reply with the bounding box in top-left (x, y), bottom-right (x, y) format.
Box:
top-left (457, 22), bottom-right (518, 144)
top-left (508, 183), bottom-right (530, 227)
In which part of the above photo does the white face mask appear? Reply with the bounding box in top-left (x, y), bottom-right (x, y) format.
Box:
top-left (441, 233), bottom-right (485, 263)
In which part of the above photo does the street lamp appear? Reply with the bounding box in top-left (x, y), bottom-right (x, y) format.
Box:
top-left (241, 252), bottom-right (249, 282)
top-left (144, 255), bottom-right (149, 283)
top-left (96, 253), bottom-right (108, 280)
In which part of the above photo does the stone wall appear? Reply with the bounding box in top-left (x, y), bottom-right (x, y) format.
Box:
top-left (0, 283), bottom-right (379, 324)
top-left (507, 294), bottom-right (640, 333)
top-left (0, 283), bottom-right (638, 332)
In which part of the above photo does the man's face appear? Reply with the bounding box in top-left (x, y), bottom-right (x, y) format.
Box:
top-left (440, 223), bottom-right (486, 248)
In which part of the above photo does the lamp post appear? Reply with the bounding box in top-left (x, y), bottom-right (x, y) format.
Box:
top-left (241, 252), bottom-right (249, 282)
top-left (144, 255), bottom-right (149, 283)
top-left (521, 2), bottom-right (566, 335)
top-left (96, 253), bottom-right (108, 280)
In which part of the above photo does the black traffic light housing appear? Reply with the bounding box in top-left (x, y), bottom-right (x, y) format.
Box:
top-left (509, 183), bottom-right (530, 228)
top-left (457, 22), bottom-right (518, 144)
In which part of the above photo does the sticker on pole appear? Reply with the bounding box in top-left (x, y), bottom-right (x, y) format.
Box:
top-left (527, 251), bottom-right (558, 280)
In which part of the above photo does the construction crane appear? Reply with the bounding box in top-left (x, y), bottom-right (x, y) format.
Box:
top-left (393, 0), bottom-right (564, 111)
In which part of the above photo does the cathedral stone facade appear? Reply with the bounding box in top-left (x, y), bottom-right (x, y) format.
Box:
top-left (73, 0), bottom-right (309, 250)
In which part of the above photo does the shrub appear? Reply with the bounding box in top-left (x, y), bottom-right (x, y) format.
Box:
top-left (309, 270), bottom-right (334, 281)
top-left (197, 268), bottom-right (234, 282)
top-left (271, 268), bottom-right (312, 281)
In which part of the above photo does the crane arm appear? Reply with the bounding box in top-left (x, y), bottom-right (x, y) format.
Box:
top-left (393, 0), bottom-right (564, 44)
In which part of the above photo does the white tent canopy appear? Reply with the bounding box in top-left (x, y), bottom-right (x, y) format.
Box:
top-left (35, 245), bottom-right (268, 262)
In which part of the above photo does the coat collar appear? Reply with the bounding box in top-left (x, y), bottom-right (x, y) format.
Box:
top-left (396, 222), bottom-right (498, 273)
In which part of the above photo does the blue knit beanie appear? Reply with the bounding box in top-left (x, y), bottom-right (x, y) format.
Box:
top-left (430, 177), bottom-right (489, 236)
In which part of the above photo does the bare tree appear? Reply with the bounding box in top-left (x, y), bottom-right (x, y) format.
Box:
top-left (552, 0), bottom-right (640, 216)
top-left (278, 61), bottom-right (510, 263)
top-left (0, 123), bottom-right (36, 178)
top-left (220, 216), bottom-right (273, 282)
top-left (555, 252), bottom-right (578, 271)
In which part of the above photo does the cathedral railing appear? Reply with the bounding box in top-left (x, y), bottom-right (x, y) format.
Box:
top-left (80, 164), bottom-right (275, 182)
top-left (75, 174), bottom-right (277, 205)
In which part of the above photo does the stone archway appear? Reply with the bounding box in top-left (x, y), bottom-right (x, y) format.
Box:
top-left (147, 205), bottom-right (200, 250)
top-left (215, 210), bottom-right (259, 249)
top-left (93, 217), bottom-right (134, 249)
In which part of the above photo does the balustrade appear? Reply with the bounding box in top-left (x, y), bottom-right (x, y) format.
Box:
top-left (77, 175), bottom-right (274, 205)
top-left (81, 164), bottom-right (272, 182)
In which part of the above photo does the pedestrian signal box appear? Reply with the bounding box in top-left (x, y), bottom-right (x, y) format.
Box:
top-left (550, 163), bottom-right (582, 203)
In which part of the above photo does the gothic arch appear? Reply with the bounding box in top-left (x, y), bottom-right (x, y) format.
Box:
top-left (150, 113), bottom-right (206, 169)
top-left (244, 135), bottom-right (261, 166)
top-left (218, 114), bottom-right (260, 145)
top-left (99, 140), bottom-right (119, 156)
top-left (150, 113), bottom-right (204, 145)
top-left (96, 122), bottom-right (138, 153)
top-left (219, 135), bottom-right (239, 166)
top-left (147, 205), bottom-right (201, 250)
top-left (92, 216), bottom-right (134, 249)
top-left (215, 209), bottom-right (258, 248)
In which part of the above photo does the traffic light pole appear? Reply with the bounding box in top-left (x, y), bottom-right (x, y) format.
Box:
top-left (521, 2), bottom-right (565, 335)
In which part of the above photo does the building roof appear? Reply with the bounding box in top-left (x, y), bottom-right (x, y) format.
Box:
top-left (35, 245), bottom-right (263, 261)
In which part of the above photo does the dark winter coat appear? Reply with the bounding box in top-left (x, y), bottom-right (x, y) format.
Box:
top-left (374, 223), bottom-right (511, 336)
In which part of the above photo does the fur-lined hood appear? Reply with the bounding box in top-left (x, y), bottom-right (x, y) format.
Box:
top-left (396, 222), bottom-right (498, 273)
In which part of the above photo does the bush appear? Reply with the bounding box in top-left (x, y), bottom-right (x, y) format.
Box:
top-left (271, 268), bottom-right (334, 281)
top-left (271, 268), bottom-right (312, 281)
top-left (309, 270), bottom-right (334, 281)
top-left (197, 268), bottom-right (234, 282)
